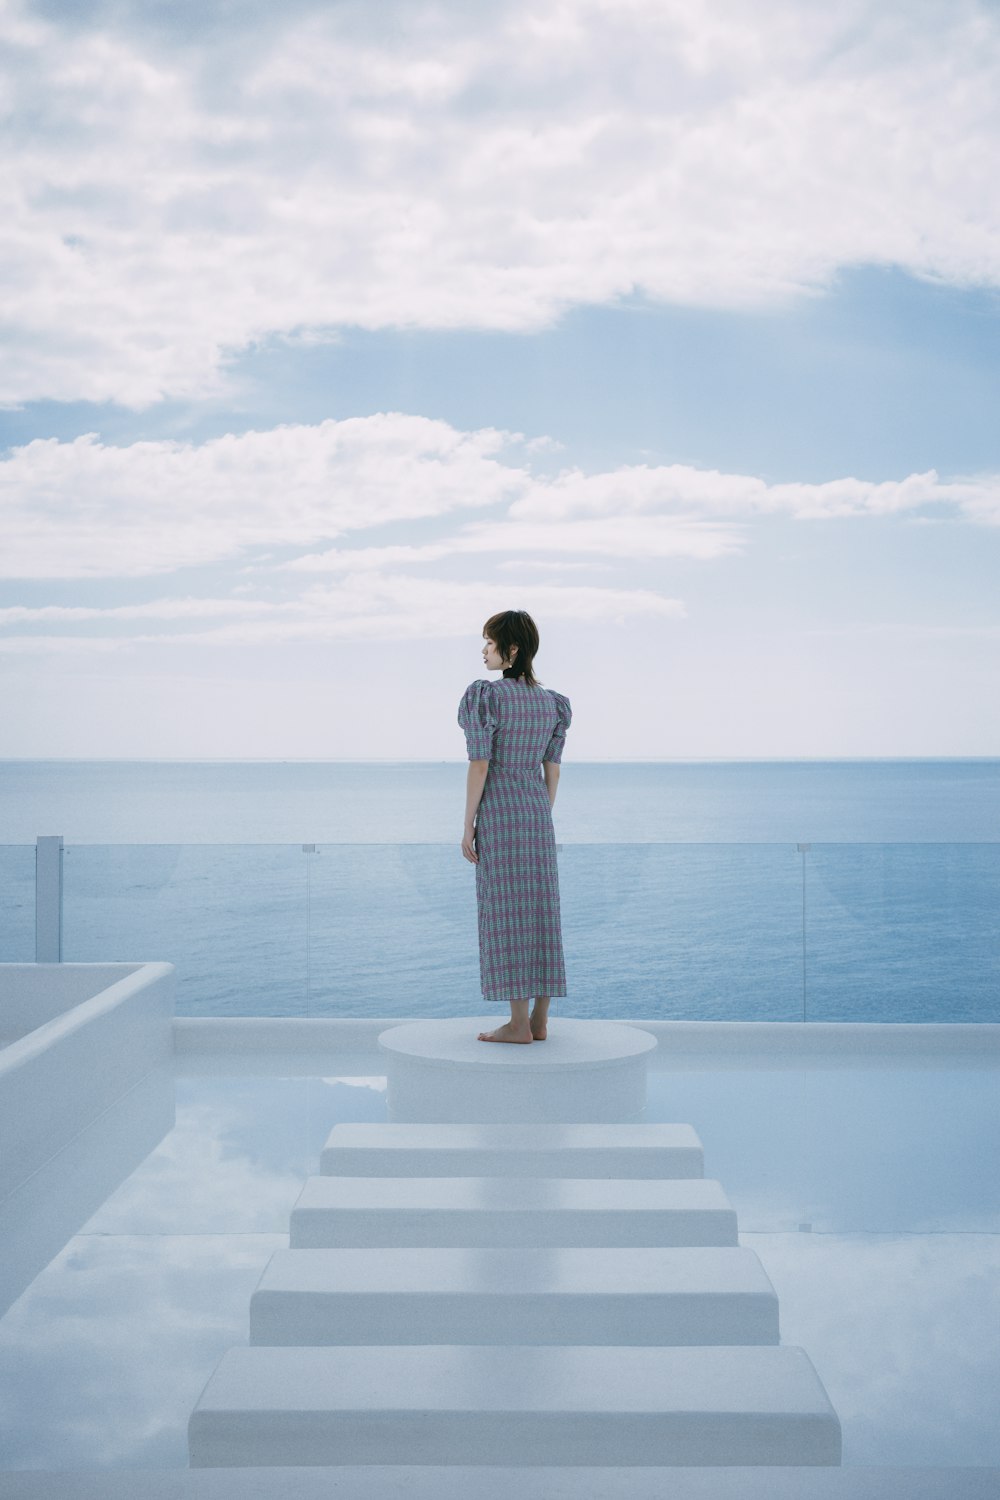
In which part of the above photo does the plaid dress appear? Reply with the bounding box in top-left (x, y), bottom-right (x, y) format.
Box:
top-left (458, 676), bottom-right (572, 1002)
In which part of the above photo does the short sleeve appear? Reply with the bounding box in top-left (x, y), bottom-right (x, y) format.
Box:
top-left (542, 690), bottom-right (572, 764)
top-left (457, 679), bottom-right (497, 761)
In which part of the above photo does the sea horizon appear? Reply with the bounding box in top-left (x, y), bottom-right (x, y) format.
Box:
top-left (3, 754), bottom-right (997, 764)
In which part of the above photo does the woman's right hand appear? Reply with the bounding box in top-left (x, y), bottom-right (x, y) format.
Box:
top-left (461, 823), bottom-right (479, 864)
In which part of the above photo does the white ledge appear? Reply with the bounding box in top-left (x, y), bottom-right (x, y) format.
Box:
top-left (2, 1467), bottom-right (999, 1499)
top-left (2, 1466), bottom-right (997, 1499)
top-left (171, 1015), bottom-right (1000, 1072)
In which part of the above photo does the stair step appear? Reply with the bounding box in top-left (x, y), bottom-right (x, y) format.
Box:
top-left (290, 1175), bottom-right (738, 1247)
top-left (320, 1123), bottom-right (704, 1178)
top-left (248, 1246), bottom-right (777, 1346)
top-left (187, 1343), bottom-right (841, 1468)
top-left (83, 1464), bottom-right (1000, 1497)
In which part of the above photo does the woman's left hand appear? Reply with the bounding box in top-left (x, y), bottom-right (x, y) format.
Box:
top-left (461, 823), bottom-right (479, 864)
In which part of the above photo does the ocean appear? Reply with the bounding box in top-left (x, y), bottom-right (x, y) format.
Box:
top-left (2, 759), bottom-right (998, 1023)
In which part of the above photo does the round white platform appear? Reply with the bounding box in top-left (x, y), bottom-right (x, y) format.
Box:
top-left (378, 1017), bottom-right (658, 1124)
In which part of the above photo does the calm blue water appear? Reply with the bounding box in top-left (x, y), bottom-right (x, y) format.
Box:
top-left (2, 758), bottom-right (999, 842)
top-left (2, 759), bottom-right (998, 1022)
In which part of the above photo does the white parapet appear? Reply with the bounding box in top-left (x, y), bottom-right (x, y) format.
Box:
top-left (320, 1122), bottom-right (704, 1178)
top-left (187, 1343), bottom-right (842, 1468)
top-left (289, 1174), bottom-right (739, 1248)
top-left (247, 1244), bottom-right (779, 1347)
top-left (0, 962), bottom-right (175, 1203)
top-left (378, 1016), bottom-right (658, 1123)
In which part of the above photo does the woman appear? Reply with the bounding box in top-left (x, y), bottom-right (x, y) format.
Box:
top-left (458, 609), bottom-right (572, 1044)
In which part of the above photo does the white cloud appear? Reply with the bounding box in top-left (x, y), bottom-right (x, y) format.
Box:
top-left (497, 558), bottom-right (599, 572)
top-left (0, 415), bottom-right (524, 578)
top-left (0, 574), bottom-right (686, 653)
top-left (2, 412), bottom-right (998, 657)
top-left (285, 515), bottom-right (745, 571)
top-left (510, 464), bottom-right (1000, 523)
top-left (746, 1232), bottom-right (1000, 1465)
top-left (1, 0), bottom-right (999, 404)
top-left (3, 417), bottom-right (997, 587)
top-left (0, 597), bottom-right (280, 623)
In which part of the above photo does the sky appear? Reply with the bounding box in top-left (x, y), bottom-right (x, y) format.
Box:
top-left (1, 0), bottom-right (999, 760)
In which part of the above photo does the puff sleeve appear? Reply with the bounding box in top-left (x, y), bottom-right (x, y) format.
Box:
top-left (542, 690), bottom-right (572, 764)
top-left (458, 679), bottom-right (497, 761)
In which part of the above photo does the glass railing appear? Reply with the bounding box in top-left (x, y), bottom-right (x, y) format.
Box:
top-left (0, 843), bottom-right (36, 963)
top-left (2, 842), bottom-right (998, 1022)
top-left (803, 842), bottom-right (1000, 1022)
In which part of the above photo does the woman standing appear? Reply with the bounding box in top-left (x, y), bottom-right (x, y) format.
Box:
top-left (458, 609), bottom-right (572, 1044)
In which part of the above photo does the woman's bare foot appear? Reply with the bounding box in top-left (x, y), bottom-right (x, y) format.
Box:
top-left (477, 1022), bottom-right (533, 1044)
top-left (529, 1001), bottom-right (549, 1040)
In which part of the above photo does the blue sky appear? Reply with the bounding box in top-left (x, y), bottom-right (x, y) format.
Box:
top-left (1, 0), bottom-right (998, 759)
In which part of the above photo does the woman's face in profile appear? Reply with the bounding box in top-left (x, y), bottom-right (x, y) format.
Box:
top-left (482, 636), bottom-right (505, 671)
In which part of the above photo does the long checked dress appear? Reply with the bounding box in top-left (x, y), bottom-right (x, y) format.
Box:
top-left (458, 675), bottom-right (572, 1002)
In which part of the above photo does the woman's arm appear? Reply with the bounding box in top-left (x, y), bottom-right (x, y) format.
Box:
top-left (462, 761), bottom-right (489, 863)
top-left (543, 761), bottom-right (560, 808)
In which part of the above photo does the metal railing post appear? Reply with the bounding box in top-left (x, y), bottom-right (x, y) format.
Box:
top-left (303, 845), bottom-right (317, 1017)
top-left (797, 843), bottom-right (810, 1021)
top-left (35, 835), bottom-right (64, 962)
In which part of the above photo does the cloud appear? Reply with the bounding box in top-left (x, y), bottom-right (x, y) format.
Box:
top-left (0, 574), bottom-right (686, 653)
top-left (2, 411), bottom-right (998, 656)
top-left (3, 415), bottom-right (998, 584)
top-left (0, 415), bottom-right (525, 578)
top-left (511, 464), bottom-right (1000, 523)
top-left (2, 0), bottom-right (999, 403)
top-left (0, 597), bottom-right (281, 623)
top-left (746, 1231), bottom-right (1000, 1465)
top-left (284, 515), bottom-right (745, 571)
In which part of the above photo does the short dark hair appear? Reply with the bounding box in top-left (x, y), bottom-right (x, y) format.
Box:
top-left (484, 609), bottom-right (541, 686)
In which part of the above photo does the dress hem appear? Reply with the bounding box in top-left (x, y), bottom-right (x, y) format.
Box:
top-left (483, 989), bottom-right (568, 1002)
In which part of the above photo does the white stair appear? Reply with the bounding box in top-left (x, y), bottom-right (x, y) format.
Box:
top-left (187, 1343), bottom-right (841, 1468)
top-left (320, 1122), bottom-right (704, 1178)
top-left (12, 1465), bottom-right (996, 1497)
top-left (290, 1174), bottom-right (738, 1247)
top-left (248, 1245), bottom-right (779, 1346)
top-left (188, 1036), bottom-right (842, 1473)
